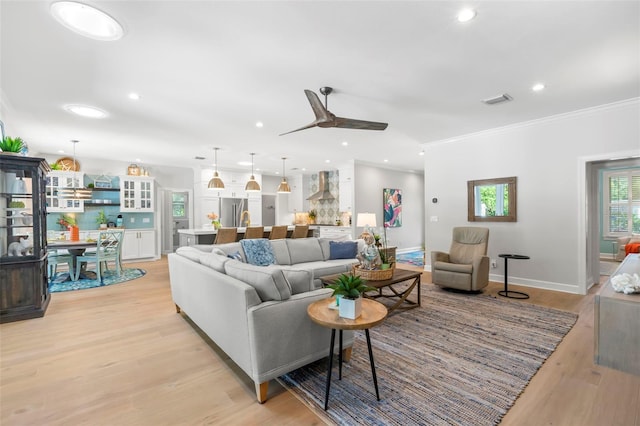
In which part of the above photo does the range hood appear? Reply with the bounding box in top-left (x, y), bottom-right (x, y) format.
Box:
top-left (307, 171), bottom-right (335, 201)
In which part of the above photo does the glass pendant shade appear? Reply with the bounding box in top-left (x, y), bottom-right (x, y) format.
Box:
top-left (245, 153), bottom-right (261, 192)
top-left (276, 157), bottom-right (291, 193)
top-left (58, 140), bottom-right (92, 200)
top-left (208, 147), bottom-right (225, 189)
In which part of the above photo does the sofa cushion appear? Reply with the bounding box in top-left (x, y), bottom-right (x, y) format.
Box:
top-left (200, 252), bottom-right (230, 273)
top-left (329, 240), bottom-right (358, 260)
top-left (290, 259), bottom-right (357, 279)
top-left (192, 244), bottom-right (215, 253)
top-left (280, 267), bottom-right (314, 294)
top-left (214, 242), bottom-right (246, 262)
top-left (224, 261), bottom-right (291, 301)
top-left (286, 238), bottom-right (324, 264)
top-left (176, 246), bottom-right (204, 263)
top-left (269, 239), bottom-right (291, 265)
top-left (318, 238), bottom-right (332, 261)
top-left (240, 238), bottom-right (276, 266)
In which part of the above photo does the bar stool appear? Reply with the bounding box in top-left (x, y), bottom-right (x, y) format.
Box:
top-left (214, 228), bottom-right (238, 244)
top-left (269, 225), bottom-right (289, 240)
top-left (292, 225), bottom-right (309, 239)
top-left (243, 226), bottom-right (264, 239)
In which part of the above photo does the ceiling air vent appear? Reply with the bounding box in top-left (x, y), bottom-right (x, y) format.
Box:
top-left (482, 94), bottom-right (513, 105)
top-left (194, 156), bottom-right (206, 160)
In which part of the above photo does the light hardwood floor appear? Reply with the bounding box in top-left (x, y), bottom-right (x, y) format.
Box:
top-left (1, 258), bottom-right (638, 425)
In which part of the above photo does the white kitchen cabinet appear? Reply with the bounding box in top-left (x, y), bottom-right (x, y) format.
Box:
top-left (199, 169), bottom-right (261, 198)
top-left (288, 174), bottom-right (309, 213)
top-left (119, 176), bottom-right (155, 212)
top-left (247, 194), bottom-right (262, 226)
top-left (121, 229), bottom-right (156, 260)
top-left (46, 171), bottom-right (85, 212)
top-left (318, 226), bottom-right (353, 240)
top-left (338, 165), bottom-right (354, 213)
top-left (199, 197), bottom-right (220, 228)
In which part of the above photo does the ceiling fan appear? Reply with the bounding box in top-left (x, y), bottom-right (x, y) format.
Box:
top-left (280, 87), bottom-right (388, 136)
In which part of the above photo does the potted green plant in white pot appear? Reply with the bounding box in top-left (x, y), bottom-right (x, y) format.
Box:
top-left (0, 136), bottom-right (24, 155)
top-left (328, 273), bottom-right (375, 319)
top-left (96, 210), bottom-right (108, 229)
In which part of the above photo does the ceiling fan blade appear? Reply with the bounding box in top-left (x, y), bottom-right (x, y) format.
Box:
top-left (279, 120), bottom-right (321, 136)
top-left (334, 116), bottom-right (388, 131)
top-left (304, 90), bottom-right (331, 122)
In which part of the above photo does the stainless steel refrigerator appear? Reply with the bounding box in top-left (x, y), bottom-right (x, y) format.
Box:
top-left (220, 198), bottom-right (247, 227)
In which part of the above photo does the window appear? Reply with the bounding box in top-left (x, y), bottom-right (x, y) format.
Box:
top-left (172, 193), bottom-right (186, 218)
top-left (603, 169), bottom-right (640, 236)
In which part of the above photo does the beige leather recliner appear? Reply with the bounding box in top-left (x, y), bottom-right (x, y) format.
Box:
top-left (431, 227), bottom-right (490, 291)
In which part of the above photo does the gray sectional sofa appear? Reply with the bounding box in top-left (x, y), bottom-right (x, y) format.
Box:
top-left (168, 237), bottom-right (363, 402)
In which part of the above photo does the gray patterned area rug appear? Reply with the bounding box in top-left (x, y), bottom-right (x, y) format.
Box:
top-left (278, 286), bottom-right (578, 426)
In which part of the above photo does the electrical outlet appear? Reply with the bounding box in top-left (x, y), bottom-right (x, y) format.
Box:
top-left (491, 259), bottom-right (497, 268)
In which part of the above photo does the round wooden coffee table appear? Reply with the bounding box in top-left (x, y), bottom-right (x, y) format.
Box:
top-left (307, 297), bottom-right (387, 410)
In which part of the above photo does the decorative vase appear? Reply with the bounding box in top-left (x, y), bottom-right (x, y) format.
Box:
top-left (69, 226), bottom-right (79, 241)
top-left (338, 296), bottom-right (362, 320)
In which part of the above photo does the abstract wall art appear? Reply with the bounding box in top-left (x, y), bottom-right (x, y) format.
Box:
top-left (383, 188), bottom-right (402, 228)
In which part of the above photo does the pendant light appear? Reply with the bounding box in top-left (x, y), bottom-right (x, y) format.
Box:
top-left (58, 140), bottom-right (92, 200)
top-left (208, 147), bottom-right (225, 189)
top-left (276, 157), bottom-right (291, 193)
top-left (245, 153), bottom-right (261, 192)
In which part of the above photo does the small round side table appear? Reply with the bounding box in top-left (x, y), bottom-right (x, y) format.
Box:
top-left (498, 254), bottom-right (530, 299)
top-left (307, 297), bottom-right (387, 410)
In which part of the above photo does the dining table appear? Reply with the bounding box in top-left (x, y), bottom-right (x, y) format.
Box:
top-left (47, 240), bottom-right (99, 280)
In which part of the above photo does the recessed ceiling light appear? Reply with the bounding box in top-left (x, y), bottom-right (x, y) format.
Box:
top-left (64, 104), bottom-right (107, 118)
top-left (457, 8), bottom-right (477, 23)
top-left (50, 1), bottom-right (124, 41)
top-left (237, 161), bottom-right (252, 166)
top-left (128, 92), bottom-right (140, 100)
top-left (325, 159), bottom-right (331, 163)
top-left (383, 159), bottom-right (389, 163)
top-left (342, 141), bottom-right (348, 146)
top-left (135, 158), bottom-right (142, 162)
top-left (419, 150), bottom-right (425, 156)
top-left (532, 83), bottom-right (546, 92)
top-left (255, 121), bottom-right (264, 128)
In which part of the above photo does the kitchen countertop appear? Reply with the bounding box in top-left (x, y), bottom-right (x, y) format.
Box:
top-left (178, 225), bottom-right (319, 235)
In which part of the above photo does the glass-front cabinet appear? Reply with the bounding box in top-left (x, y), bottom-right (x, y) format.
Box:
top-left (46, 171), bottom-right (84, 212)
top-left (120, 176), bottom-right (154, 212)
top-left (0, 155), bottom-right (50, 323)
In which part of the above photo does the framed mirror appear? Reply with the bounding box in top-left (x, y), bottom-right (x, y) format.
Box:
top-left (467, 176), bottom-right (517, 222)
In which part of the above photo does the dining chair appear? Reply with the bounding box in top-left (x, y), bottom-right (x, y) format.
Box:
top-left (269, 225), bottom-right (289, 240)
top-left (73, 229), bottom-right (124, 283)
top-left (47, 249), bottom-right (74, 282)
top-left (243, 226), bottom-right (264, 239)
top-left (291, 225), bottom-right (309, 239)
top-left (214, 227), bottom-right (238, 244)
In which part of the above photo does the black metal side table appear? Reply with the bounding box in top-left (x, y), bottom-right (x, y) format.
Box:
top-left (498, 254), bottom-right (530, 299)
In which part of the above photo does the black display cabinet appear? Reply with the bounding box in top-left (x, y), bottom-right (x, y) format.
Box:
top-left (0, 155), bottom-right (51, 323)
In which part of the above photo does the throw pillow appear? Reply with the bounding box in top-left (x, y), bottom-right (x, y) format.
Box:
top-left (329, 240), bottom-right (358, 260)
top-left (224, 261), bottom-right (291, 301)
top-left (227, 251), bottom-right (244, 261)
top-left (200, 252), bottom-right (230, 273)
top-left (240, 238), bottom-right (276, 266)
top-left (280, 267), bottom-right (314, 294)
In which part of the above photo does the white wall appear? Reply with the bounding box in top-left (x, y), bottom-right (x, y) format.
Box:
top-left (424, 99), bottom-right (640, 294)
top-left (354, 163), bottom-right (424, 251)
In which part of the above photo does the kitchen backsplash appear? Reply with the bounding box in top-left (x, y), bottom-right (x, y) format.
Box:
top-left (308, 170), bottom-right (341, 224)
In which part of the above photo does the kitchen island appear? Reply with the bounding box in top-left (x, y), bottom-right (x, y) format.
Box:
top-left (178, 225), bottom-right (317, 246)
